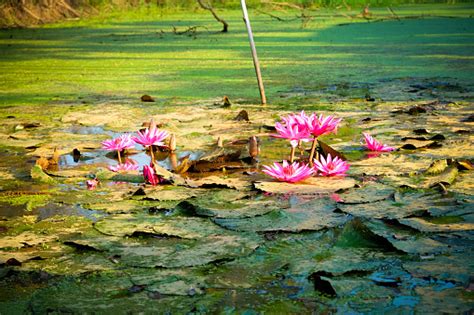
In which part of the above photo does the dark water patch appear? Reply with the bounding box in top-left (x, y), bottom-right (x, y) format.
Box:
top-left (35, 203), bottom-right (107, 221)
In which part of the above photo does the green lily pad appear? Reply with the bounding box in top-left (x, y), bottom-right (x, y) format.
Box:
top-left (398, 217), bottom-right (474, 233)
top-left (139, 186), bottom-right (206, 202)
top-left (68, 212), bottom-right (263, 269)
top-left (178, 191), bottom-right (284, 219)
top-left (350, 154), bottom-right (431, 176)
top-left (185, 176), bottom-right (251, 191)
top-left (30, 165), bottom-right (57, 184)
top-left (338, 182), bottom-right (395, 204)
top-left (403, 250), bottom-right (474, 285)
top-left (414, 287), bottom-right (473, 314)
top-left (214, 197), bottom-right (348, 232)
top-left (338, 189), bottom-right (462, 219)
top-left (254, 177), bottom-right (356, 195)
top-left (364, 220), bottom-right (449, 255)
top-left (94, 214), bottom-right (226, 239)
top-left (83, 199), bottom-right (178, 214)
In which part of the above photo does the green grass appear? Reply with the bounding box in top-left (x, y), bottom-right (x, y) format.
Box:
top-left (0, 4), bottom-right (473, 108)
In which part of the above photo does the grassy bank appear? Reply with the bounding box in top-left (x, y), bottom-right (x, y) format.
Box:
top-left (0, 4), bottom-right (473, 108)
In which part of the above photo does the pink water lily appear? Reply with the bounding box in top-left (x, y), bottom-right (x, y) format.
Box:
top-left (306, 113), bottom-right (342, 166)
top-left (102, 134), bottom-right (135, 152)
top-left (143, 164), bottom-right (160, 186)
top-left (363, 132), bottom-right (395, 152)
top-left (313, 153), bottom-right (350, 176)
top-left (102, 134), bottom-right (135, 164)
top-left (108, 160), bottom-right (139, 172)
top-left (86, 178), bottom-right (99, 190)
top-left (272, 121), bottom-right (311, 148)
top-left (262, 160), bottom-right (314, 183)
top-left (133, 125), bottom-right (169, 148)
top-left (281, 111), bottom-right (309, 129)
top-left (306, 113), bottom-right (341, 137)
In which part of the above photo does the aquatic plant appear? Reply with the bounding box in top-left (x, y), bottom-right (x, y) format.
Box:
top-left (313, 153), bottom-right (350, 177)
top-left (108, 160), bottom-right (139, 172)
top-left (262, 160), bottom-right (314, 183)
top-left (133, 124), bottom-right (169, 161)
top-left (272, 114), bottom-right (311, 162)
top-left (306, 114), bottom-right (342, 164)
top-left (101, 134), bottom-right (135, 164)
top-left (363, 132), bottom-right (395, 152)
top-left (143, 164), bottom-right (160, 186)
top-left (86, 178), bottom-right (99, 190)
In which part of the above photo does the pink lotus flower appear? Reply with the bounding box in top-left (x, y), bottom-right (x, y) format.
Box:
top-left (143, 164), bottom-right (160, 185)
top-left (101, 134), bottom-right (135, 152)
top-left (86, 178), bottom-right (99, 190)
top-left (108, 160), bottom-right (139, 172)
top-left (281, 111), bottom-right (309, 128)
top-left (313, 153), bottom-right (350, 176)
top-left (306, 114), bottom-right (341, 137)
top-left (262, 160), bottom-right (315, 183)
top-left (133, 125), bottom-right (169, 148)
top-left (272, 122), bottom-right (311, 148)
top-left (363, 132), bottom-right (395, 152)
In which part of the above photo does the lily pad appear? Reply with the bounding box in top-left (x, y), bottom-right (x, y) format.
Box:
top-left (139, 186), bottom-right (206, 202)
top-left (94, 214), bottom-right (214, 238)
top-left (254, 177), bottom-right (356, 195)
top-left (338, 182), bottom-right (395, 204)
top-left (74, 216), bottom-right (261, 268)
top-left (185, 176), bottom-right (251, 191)
top-left (214, 197), bottom-right (348, 232)
top-left (403, 250), bottom-right (474, 285)
top-left (182, 199), bottom-right (279, 219)
top-left (84, 199), bottom-right (178, 214)
top-left (177, 190), bottom-right (284, 219)
top-left (338, 189), bottom-right (462, 219)
top-left (350, 154), bottom-right (431, 176)
top-left (364, 220), bottom-right (449, 255)
top-left (398, 217), bottom-right (474, 233)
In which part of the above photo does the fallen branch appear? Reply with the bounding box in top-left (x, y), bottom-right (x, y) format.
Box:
top-left (196, 0), bottom-right (228, 33)
top-left (387, 6), bottom-right (400, 21)
top-left (260, 0), bottom-right (303, 11)
top-left (172, 25), bottom-right (208, 36)
top-left (256, 9), bottom-right (295, 21)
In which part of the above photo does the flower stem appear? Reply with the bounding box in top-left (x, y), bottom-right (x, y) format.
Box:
top-left (308, 137), bottom-right (318, 166)
top-left (117, 150), bottom-right (122, 164)
top-left (290, 146), bottom-right (296, 163)
top-left (149, 146), bottom-right (155, 162)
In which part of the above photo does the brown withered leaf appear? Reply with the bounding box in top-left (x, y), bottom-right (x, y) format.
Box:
top-left (141, 94), bottom-right (155, 102)
top-left (35, 157), bottom-right (49, 170)
top-left (254, 177), bottom-right (355, 195)
top-left (425, 160), bottom-right (449, 175)
top-left (233, 110), bottom-right (249, 122)
top-left (318, 140), bottom-right (346, 161)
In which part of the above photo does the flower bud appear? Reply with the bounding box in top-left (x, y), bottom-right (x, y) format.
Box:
top-left (248, 136), bottom-right (259, 158)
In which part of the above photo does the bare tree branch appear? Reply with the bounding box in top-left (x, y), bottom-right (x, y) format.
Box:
top-left (196, 0), bottom-right (228, 33)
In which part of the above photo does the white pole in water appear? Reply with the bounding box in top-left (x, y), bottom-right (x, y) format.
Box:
top-left (240, 0), bottom-right (267, 105)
